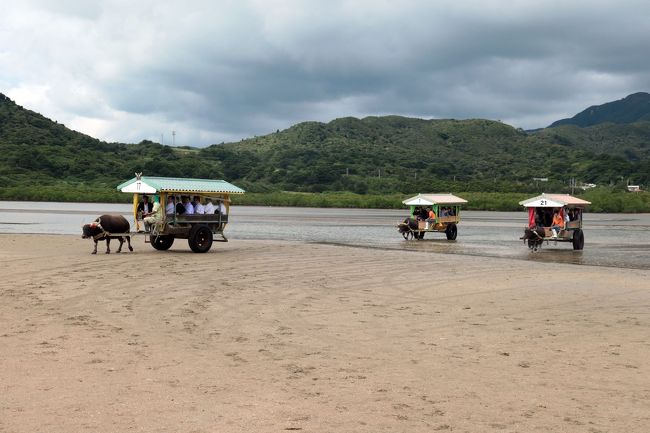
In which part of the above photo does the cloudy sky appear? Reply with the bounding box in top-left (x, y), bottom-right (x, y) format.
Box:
top-left (2, 0), bottom-right (649, 147)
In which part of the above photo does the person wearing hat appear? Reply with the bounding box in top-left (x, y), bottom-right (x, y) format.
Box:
top-left (143, 196), bottom-right (163, 233)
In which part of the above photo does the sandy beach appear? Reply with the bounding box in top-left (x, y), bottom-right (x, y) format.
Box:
top-left (1, 234), bottom-right (648, 432)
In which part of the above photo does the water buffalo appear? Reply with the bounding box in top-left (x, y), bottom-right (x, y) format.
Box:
top-left (82, 214), bottom-right (133, 254)
top-left (397, 217), bottom-right (420, 240)
top-left (521, 227), bottom-right (545, 252)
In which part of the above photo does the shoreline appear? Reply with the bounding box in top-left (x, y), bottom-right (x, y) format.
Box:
top-left (2, 232), bottom-right (650, 272)
top-left (3, 193), bottom-right (650, 213)
top-left (1, 234), bottom-right (649, 432)
top-left (3, 232), bottom-right (647, 272)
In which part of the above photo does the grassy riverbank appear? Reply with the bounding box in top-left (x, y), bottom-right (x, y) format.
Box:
top-left (233, 190), bottom-right (650, 212)
top-left (1, 184), bottom-right (648, 212)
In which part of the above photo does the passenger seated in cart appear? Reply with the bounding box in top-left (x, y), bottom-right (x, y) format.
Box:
top-left (136, 194), bottom-right (154, 231)
top-left (176, 198), bottom-right (186, 215)
top-left (535, 208), bottom-right (549, 227)
top-left (166, 195), bottom-right (176, 215)
top-left (569, 208), bottom-right (581, 221)
top-left (182, 196), bottom-right (194, 214)
top-left (415, 206), bottom-right (427, 221)
top-left (204, 198), bottom-right (215, 214)
top-left (193, 196), bottom-right (205, 214)
top-left (137, 194), bottom-right (153, 221)
top-left (218, 200), bottom-right (227, 215)
top-left (442, 207), bottom-right (455, 217)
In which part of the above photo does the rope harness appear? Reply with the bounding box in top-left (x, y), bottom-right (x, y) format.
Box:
top-left (91, 217), bottom-right (114, 241)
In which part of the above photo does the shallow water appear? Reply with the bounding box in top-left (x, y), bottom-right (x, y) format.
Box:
top-left (1, 201), bottom-right (649, 269)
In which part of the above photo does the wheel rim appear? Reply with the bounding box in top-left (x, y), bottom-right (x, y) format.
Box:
top-left (151, 235), bottom-right (174, 250)
top-left (189, 225), bottom-right (213, 252)
top-left (197, 229), bottom-right (209, 247)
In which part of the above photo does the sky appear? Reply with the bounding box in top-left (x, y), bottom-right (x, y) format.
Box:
top-left (2, 0), bottom-right (649, 147)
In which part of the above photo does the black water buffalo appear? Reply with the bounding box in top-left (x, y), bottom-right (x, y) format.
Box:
top-left (82, 214), bottom-right (133, 254)
top-left (521, 227), bottom-right (545, 252)
top-left (397, 217), bottom-right (420, 240)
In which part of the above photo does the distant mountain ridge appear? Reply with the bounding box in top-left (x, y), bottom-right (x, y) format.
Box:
top-left (549, 92), bottom-right (650, 128)
top-left (1, 91), bottom-right (650, 198)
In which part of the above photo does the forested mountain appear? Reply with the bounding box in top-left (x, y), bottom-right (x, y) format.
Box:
top-left (0, 93), bottom-right (225, 193)
top-left (1, 92), bottom-right (649, 200)
top-left (550, 92), bottom-right (650, 127)
top-left (207, 114), bottom-right (650, 193)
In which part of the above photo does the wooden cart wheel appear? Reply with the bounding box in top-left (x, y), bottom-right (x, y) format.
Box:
top-left (151, 234), bottom-right (174, 250)
top-left (445, 223), bottom-right (458, 240)
top-left (572, 229), bottom-right (584, 250)
top-left (188, 224), bottom-right (213, 253)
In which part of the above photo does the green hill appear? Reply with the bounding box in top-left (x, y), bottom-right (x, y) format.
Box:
top-left (1, 92), bottom-right (649, 202)
top-left (0, 93), bottom-right (228, 199)
top-left (207, 115), bottom-right (649, 193)
top-left (549, 92), bottom-right (650, 127)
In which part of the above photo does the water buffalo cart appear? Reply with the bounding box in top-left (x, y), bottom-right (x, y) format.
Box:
top-left (398, 193), bottom-right (468, 240)
top-left (117, 175), bottom-right (245, 253)
top-left (519, 193), bottom-right (591, 251)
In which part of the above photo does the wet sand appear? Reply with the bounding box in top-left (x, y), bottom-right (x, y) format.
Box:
top-left (1, 234), bottom-right (649, 432)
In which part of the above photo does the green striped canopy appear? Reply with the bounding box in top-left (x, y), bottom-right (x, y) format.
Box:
top-left (117, 176), bottom-right (245, 194)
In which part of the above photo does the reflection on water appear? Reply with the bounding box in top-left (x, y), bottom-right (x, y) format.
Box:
top-left (1, 201), bottom-right (649, 270)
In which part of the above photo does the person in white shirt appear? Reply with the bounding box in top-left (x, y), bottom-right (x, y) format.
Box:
top-left (182, 196), bottom-right (194, 215)
top-left (193, 196), bottom-right (205, 214)
top-left (204, 198), bottom-right (215, 214)
top-left (165, 195), bottom-right (176, 214)
top-left (218, 200), bottom-right (227, 215)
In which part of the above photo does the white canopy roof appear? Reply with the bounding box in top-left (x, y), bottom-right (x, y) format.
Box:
top-left (402, 193), bottom-right (468, 206)
top-left (519, 193), bottom-right (591, 208)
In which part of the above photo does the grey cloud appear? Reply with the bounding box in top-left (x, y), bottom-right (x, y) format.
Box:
top-left (2, 0), bottom-right (650, 145)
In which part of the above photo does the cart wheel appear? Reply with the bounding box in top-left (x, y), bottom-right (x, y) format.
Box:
top-left (418, 231), bottom-right (425, 240)
top-left (188, 224), bottom-right (213, 253)
top-left (445, 223), bottom-right (458, 240)
top-left (151, 234), bottom-right (174, 251)
top-left (572, 229), bottom-right (584, 250)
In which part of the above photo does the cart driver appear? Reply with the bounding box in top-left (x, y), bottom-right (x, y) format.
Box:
top-left (143, 196), bottom-right (163, 233)
top-left (550, 208), bottom-right (564, 239)
top-left (425, 207), bottom-right (436, 229)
